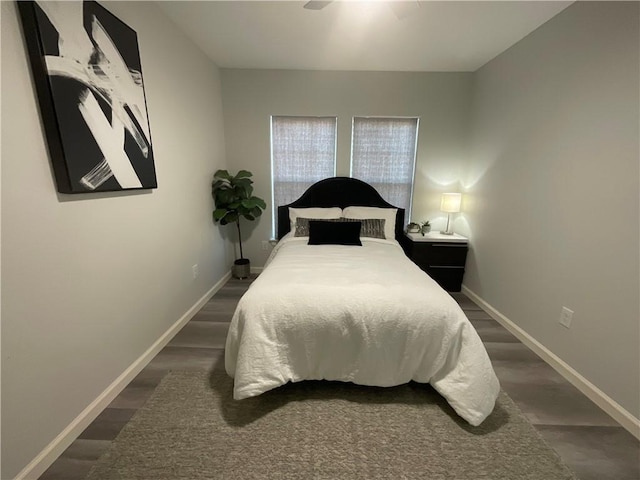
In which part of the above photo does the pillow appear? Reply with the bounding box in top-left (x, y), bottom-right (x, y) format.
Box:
top-left (337, 218), bottom-right (386, 239)
top-left (294, 217), bottom-right (385, 239)
top-left (342, 206), bottom-right (397, 239)
top-left (308, 220), bottom-right (362, 246)
top-left (294, 217), bottom-right (342, 237)
top-left (289, 207), bottom-right (342, 233)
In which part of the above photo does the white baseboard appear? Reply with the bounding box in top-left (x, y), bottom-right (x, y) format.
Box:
top-left (462, 285), bottom-right (640, 440)
top-left (16, 271), bottom-right (232, 480)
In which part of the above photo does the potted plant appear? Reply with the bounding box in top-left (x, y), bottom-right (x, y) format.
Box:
top-left (212, 169), bottom-right (266, 279)
top-left (407, 222), bottom-right (421, 233)
top-left (420, 221), bottom-right (431, 235)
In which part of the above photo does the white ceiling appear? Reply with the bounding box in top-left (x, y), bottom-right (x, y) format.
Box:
top-left (158, 1), bottom-right (572, 72)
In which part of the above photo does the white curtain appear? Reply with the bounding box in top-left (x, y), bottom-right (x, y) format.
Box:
top-left (271, 116), bottom-right (337, 224)
top-left (350, 117), bottom-right (418, 218)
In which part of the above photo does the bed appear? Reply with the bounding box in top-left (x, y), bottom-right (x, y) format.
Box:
top-left (225, 177), bottom-right (500, 426)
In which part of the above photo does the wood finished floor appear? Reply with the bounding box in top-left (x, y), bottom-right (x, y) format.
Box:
top-left (39, 276), bottom-right (640, 480)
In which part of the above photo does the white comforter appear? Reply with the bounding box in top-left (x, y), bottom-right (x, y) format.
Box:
top-left (225, 236), bottom-right (500, 426)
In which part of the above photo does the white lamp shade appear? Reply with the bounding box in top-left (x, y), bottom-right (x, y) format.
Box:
top-left (440, 193), bottom-right (462, 213)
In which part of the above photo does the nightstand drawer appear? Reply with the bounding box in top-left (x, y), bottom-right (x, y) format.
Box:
top-left (413, 243), bottom-right (468, 267)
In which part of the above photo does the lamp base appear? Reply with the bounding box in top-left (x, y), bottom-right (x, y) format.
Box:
top-left (440, 213), bottom-right (455, 236)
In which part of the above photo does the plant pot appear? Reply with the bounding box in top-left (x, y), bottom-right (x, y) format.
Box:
top-left (232, 258), bottom-right (250, 279)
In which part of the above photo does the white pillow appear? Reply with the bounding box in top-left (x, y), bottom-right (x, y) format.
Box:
top-left (289, 207), bottom-right (342, 233)
top-left (342, 206), bottom-right (397, 239)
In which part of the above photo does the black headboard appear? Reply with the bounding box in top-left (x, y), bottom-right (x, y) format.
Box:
top-left (277, 177), bottom-right (405, 240)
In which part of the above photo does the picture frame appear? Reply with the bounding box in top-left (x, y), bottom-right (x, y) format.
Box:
top-left (18, 0), bottom-right (157, 194)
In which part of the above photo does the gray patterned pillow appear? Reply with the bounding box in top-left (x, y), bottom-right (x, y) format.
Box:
top-left (339, 218), bottom-right (386, 239)
top-left (295, 217), bottom-right (343, 237)
top-left (294, 217), bottom-right (386, 239)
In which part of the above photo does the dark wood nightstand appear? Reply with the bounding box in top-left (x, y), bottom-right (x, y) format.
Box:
top-left (400, 232), bottom-right (469, 292)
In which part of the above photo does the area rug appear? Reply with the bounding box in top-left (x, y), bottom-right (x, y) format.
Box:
top-left (86, 370), bottom-right (576, 479)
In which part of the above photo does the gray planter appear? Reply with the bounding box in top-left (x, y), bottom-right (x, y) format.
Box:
top-left (232, 258), bottom-right (250, 279)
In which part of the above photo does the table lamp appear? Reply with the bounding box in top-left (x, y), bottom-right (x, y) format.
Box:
top-left (440, 193), bottom-right (461, 235)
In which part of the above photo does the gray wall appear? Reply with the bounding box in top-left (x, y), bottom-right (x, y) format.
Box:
top-left (465, 1), bottom-right (639, 417)
top-left (1, 2), bottom-right (229, 477)
top-left (220, 70), bottom-right (473, 265)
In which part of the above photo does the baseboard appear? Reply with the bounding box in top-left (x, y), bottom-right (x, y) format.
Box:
top-left (250, 266), bottom-right (264, 274)
top-left (462, 285), bottom-right (640, 440)
top-left (16, 271), bottom-right (232, 480)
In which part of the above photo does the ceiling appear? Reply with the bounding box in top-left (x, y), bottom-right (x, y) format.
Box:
top-left (158, 1), bottom-right (572, 72)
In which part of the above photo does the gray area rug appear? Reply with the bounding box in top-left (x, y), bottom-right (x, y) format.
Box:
top-left (87, 370), bottom-right (577, 479)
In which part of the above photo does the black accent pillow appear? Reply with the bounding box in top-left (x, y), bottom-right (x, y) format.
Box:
top-left (308, 220), bottom-right (362, 246)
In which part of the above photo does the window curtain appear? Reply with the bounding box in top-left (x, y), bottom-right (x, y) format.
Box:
top-left (271, 116), bottom-right (337, 232)
top-left (350, 117), bottom-right (418, 218)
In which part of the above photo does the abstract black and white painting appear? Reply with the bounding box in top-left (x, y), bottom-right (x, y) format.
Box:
top-left (18, 0), bottom-right (157, 193)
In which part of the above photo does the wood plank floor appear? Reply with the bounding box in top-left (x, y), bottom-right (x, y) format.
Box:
top-left (39, 276), bottom-right (640, 480)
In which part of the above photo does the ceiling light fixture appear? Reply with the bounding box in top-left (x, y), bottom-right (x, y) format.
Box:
top-left (303, 1), bottom-right (333, 10)
top-left (303, 0), bottom-right (421, 20)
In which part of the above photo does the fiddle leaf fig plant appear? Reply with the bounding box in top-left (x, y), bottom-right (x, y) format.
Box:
top-left (212, 169), bottom-right (266, 260)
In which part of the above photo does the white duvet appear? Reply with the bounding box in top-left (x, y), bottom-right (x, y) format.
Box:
top-left (225, 235), bottom-right (500, 426)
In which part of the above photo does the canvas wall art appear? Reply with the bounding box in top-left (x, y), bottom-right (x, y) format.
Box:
top-left (18, 0), bottom-right (157, 193)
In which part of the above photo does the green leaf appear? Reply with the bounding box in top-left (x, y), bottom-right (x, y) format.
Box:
top-left (252, 197), bottom-right (267, 209)
top-left (213, 209), bottom-right (228, 221)
top-left (213, 169), bottom-right (231, 181)
top-left (234, 179), bottom-right (252, 192)
top-left (211, 180), bottom-right (225, 191)
top-left (225, 212), bottom-right (239, 223)
top-left (239, 187), bottom-right (254, 201)
top-left (251, 206), bottom-right (263, 218)
top-left (217, 190), bottom-right (234, 204)
top-left (244, 214), bottom-right (255, 221)
top-left (241, 198), bottom-right (257, 209)
top-left (235, 170), bottom-right (252, 179)
top-left (232, 185), bottom-right (246, 199)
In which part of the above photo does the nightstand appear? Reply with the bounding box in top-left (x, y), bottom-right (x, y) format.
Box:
top-left (400, 232), bottom-right (469, 292)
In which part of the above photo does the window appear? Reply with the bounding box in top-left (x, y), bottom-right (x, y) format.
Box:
top-left (271, 116), bottom-right (337, 234)
top-left (350, 117), bottom-right (419, 218)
